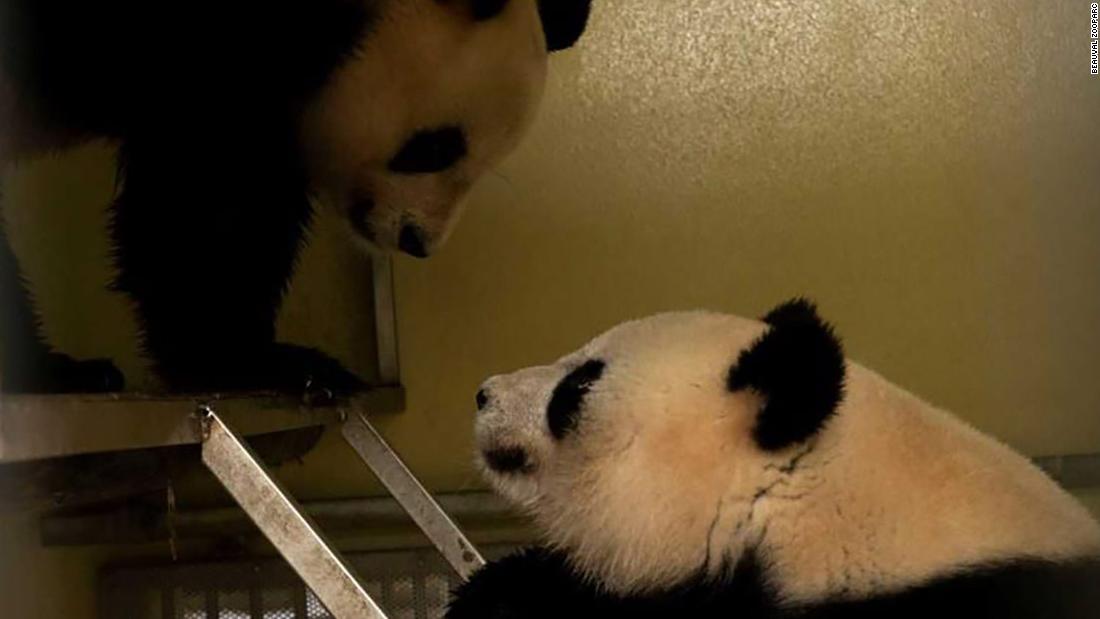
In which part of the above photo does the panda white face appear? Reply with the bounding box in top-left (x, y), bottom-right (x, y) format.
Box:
top-left (475, 310), bottom-right (793, 592)
top-left (475, 301), bottom-right (1100, 599)
top-left (302, 0), bottom-right (588, 258)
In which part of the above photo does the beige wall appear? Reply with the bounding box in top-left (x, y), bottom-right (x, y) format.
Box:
top-left (380, 0), bottom-right (1100, 490)
top-left (2, 1), bottom-right (1099, 617)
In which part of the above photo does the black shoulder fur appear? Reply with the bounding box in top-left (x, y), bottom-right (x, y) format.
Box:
top-left (447, 547), bottom-right (1100, 619)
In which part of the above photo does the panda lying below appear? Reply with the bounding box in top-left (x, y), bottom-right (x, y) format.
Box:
top-left (448, 299), bottom-right (1100, 618)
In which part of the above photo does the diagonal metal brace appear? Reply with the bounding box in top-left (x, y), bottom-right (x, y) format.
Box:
top-left (198, 405), bottom-right (387, 619)
top-left (342, 412), bottom-right (485, 580)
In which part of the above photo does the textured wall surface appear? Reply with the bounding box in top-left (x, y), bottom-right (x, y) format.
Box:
top-left (379, 0), bottom-right (1100, 485)
top-left (2, 1), bottom-right (1099, 616)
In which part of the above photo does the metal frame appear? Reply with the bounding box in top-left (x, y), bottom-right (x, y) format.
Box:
top-left (0, 252), bottom-right (477, 618)
top-left (0, 390), bottom-right (399, 463)
top-left (195, 402), bottom-right (488, 619)
top-left (342, 412), bottom-right (485, 580)
top-left (192, 253), bottom-right (482, 619)
top-left (199, 407), bottom-right (387, 619)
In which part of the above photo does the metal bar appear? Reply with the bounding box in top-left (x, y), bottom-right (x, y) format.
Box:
top-left (371, 255), bottom-right (400, 385)
top-left (341, 412), bottom-right (485, 580)
top-left (199, 406), bottom-right (387, 619)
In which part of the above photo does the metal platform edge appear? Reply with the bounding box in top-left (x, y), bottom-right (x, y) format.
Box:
top-left (0, 386), bottom-right (405, 464)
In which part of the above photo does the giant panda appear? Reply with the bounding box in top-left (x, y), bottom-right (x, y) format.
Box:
top-left (0, 0), bottom-right (591, 394)
top-left (449, 299), bottom-right (1100, 618)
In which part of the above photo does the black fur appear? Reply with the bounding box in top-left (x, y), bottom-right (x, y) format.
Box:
top-left (1, 0), bottom-right (372, 394)
top-left (447, 546), bottom-right (1100, 619)
top-left (0, 1), bottom-right (373, 140)
top-left (727, 299), bottom-right (845, 451)
top-left (388, 126), bottom-right (467, 175)
top-left (468, 0), bottom-right (511, 21)
top-left (537, 0), bottom-right (593, 51)
top-left (0, 0), bottom-right (592, 394)
top-left (546, 359), bottom-right (605, 440)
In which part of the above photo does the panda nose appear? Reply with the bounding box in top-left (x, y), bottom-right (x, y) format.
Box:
top-left (476, 388), bottom-right (490, 411)
top-left (398, 223), bottom-right (429, 258)
top-left (484, 446), bottom-right (531, 474)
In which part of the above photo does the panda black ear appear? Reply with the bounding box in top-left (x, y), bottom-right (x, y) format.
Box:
top-left (538, 0), bottom-right (592, 52)
top-left (727, 298), bottom-right (846, 451)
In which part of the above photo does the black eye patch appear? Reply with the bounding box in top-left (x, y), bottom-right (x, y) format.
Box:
top-left (388, 126), bottom-right (467, 175)
top-left (547, 359), bottom-right (605, 440)
top-left (470, 0), bottom-right (509, 20)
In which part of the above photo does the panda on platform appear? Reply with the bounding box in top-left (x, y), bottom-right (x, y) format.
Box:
top-left (0, 0), bottom-right (591, 394)
top-left (449, 299), bottom-right (1100, 618)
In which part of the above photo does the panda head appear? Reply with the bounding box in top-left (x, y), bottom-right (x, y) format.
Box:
top-left (475, 299), bottom-right (846, 593)
top-left (302, 0), bottom-right (591, 258)
top-left (474, 299), bottom-right (1100, 599)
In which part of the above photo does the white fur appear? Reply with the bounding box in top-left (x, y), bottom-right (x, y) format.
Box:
top-left (1, 0), bottom-right (550, 256)
top-left (476, 311), bottom-right (1100, 600)
top-left (300, 0), bottom-right (549, 254)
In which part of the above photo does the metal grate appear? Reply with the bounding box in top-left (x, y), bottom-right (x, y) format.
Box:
top-left (99, 546), bottom-right (515, 619)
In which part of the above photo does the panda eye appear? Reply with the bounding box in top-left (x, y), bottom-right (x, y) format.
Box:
top-left (547, 359), bottom-right (606, 440)
top-left (469, 0), bottom-right (509, 20)
top-left (388, 126), bottom-right (467, 174)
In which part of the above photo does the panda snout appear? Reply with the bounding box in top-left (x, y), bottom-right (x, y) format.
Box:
top-left (483, 446), bottom-right (533, 475)
top-left (346, 198), bottom-right (434, 259)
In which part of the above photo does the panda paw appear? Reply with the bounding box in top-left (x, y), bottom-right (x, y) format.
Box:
top-left (155, 344), bottom-right (365, 402)
top-left (261, 343), bottom-right (366, 405)
top-left (156, 342), bottom-right (365, 402)
top-left (2, 352), bottom-right (125, 393)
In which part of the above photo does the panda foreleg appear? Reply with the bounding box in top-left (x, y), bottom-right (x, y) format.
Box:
top-left (0, 204), bottom-right (124, 393)
top-left (110, 131), bottom-right (363, 397)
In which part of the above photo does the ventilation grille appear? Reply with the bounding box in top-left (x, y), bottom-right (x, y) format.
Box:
top-left (99, 547), bottom-right (514, 619)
